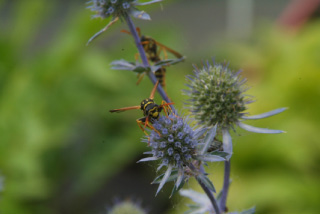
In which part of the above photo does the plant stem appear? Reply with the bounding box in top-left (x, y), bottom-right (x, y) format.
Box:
top-left (189, 163), bottom-right (220, 214)
top-left (220, 160), bottom-right (231, 212)
top-left (124, 15), bottom-right (173, 106)
top-left (197, 177), bottom-right (221, 214)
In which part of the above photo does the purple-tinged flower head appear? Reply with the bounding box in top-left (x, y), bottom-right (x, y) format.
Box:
top-left (148, 114), bottom-right (197, 168)
top-left (87, 0), bottom-right (162, 21)
top-left (138, 115), bottom-right (227, 196)
top-left (86, 0), bottom-right (162, 44)
top-left (184, 60), bottom-right (286, 160)
top-left (88, 0), bottom-right (133, 19)
top-left (108, 199), bottom-right (147, 214)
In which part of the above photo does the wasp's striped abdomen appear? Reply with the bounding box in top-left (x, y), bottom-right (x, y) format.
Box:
top-left (155, 67), bottom-right (166, 89)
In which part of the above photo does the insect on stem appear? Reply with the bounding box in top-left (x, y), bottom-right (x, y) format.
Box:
top-left (123, 14), bottom-right (174, 108)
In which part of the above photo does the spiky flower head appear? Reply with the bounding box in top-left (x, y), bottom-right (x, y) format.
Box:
top-left (87, 0), bottom-right (162, 20)
top-left (87, 0), bottom-right (162, 44)
top-left (138, 114), bottom-right (226, 196)
top-left (185, 61), bottom-right (248, 130)
top-left (185, 60), bottom-right (286, 160)
top-left (108, 200), bottom-right (146, 214)
top-left (148, 114), bottom-right (197, 168)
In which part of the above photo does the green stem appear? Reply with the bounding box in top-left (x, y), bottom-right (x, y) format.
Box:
top-left (189, 163), bottom-right (221, 214)
top-left (220, 160), bottom-right (231, 212)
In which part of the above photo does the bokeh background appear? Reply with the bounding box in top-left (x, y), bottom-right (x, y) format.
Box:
top-left (1, 0), bottom-right (320, 213)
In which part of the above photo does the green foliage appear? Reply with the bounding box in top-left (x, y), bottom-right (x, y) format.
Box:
top-left (1, 1), bottom-right (320, 214)
top-left (214, 23), bottom-right (320, 214)
top-left (0, 1), bottom-right (156, 213)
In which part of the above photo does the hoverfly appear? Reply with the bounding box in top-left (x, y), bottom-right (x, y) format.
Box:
top-left (109, 81), bottom-right (174, 135)
top-left (121, 28), bottom-right (184, 90)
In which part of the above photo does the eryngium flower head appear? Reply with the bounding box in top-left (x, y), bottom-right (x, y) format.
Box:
top-left (138, 114), bottom-right (226, 196)
top-left (185, 61), bottom-right (248, 129)
top-left (185, 60), bottom-right (286, 160)
top-left (87, 0), bottom-right (161, 20)
top-left (87, 0), bottom-right (162, 44)
top-left (144, 114), bottom-right (197, 169)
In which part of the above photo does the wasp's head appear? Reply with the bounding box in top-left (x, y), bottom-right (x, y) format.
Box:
top-left (140, 98), bottom-right (154, 111)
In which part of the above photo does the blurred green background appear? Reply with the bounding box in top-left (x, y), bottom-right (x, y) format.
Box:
top-left (0, 0), bottom-right (319, 213)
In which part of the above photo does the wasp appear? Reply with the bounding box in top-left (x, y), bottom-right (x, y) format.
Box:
top-left (121, 28), bottom-right (183, 90)
top-left (109, 81), bottom-right (174, 135)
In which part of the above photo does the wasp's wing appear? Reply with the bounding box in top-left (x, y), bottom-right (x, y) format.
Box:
top-left (154, 41), bottom-right (183, 59)
top-left (109, 105), bottom-right (140, 113)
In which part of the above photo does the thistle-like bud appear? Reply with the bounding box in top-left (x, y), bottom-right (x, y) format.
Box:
top-left (184, 60), bottom-right (286, 159)
top-left (108, 200), bottom-right (146, 214)
top-left (185, 61), bottom-right (247, 129)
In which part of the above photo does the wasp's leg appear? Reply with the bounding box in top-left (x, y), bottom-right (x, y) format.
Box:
top-left (137, 118), bottom-right (161, 136)
top-left (160, 101), bottom-right (179, 120)
top-left (137, 118), bottom-right (151, 145)
top-left (136, 27), bottom-right (141, 37)
top-left (160, 100), bottom-right (173, 117)
top-left (135, 53), bottom-right (140, 62)
top-left (136, 118), bottom-right (149, 136)
top-left (136, 72), bottom-right (145, 85)
top-left (159, 47), bottom-right (168, 60)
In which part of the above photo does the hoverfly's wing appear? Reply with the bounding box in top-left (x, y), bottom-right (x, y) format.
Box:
top-left (149, 80), bottom-right (160, 99)
top-left (109, 105), bottom-right (140, 113)
top-left (154, 41), bottom-right (183, 59)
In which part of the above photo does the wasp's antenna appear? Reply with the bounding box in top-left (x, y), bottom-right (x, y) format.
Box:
top-left (149, 81), bottom-right (160, 99)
